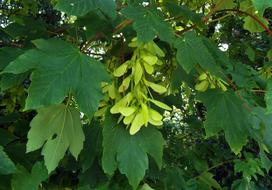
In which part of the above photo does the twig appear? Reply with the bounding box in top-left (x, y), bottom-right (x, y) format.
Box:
top-left (215, 9), bottom-right (272, 36)
top-left (193, 159), bottom-right (235, 180)
top-left (81, 19), bottom-right (133, 52)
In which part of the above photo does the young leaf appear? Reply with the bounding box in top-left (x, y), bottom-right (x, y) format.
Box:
top-left (27, 104), bottom-right (85, 173)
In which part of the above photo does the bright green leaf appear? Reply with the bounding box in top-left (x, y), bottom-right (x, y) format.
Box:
top-left (243, 15), bottom-right (269, 33)
top-left (27, 104), bottom-right (85, 173)
top-left (252, 0), bottom-right (272, 15)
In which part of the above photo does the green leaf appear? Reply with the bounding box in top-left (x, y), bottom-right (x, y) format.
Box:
top-left (0, 146), bottom-right (16, 175)
top-left (0, 48), bottom-right (24, 70)
top-left (231, 179), bottom-right (256, 190)
top-left (265, 80), bottom-right (272, 113)
top-left (1, 73), bottom-right (28, 91)
top-left (250, 107), bottom-right (272, 151)
top-left (102, 113), bottom-right (165, 189)
top-left (11, 162), bottom-right (48, 190)
top-left (175, 32), bottom-right (222, 75)
top-left (260, 149), bottom-right (272, 173)
top-left (0, 48), bottom-right (27, 91)
top-left (198, 172), bottom-right (221, 189)
top-left (164, 2), bottom-right (202, 25)
top-left (55, 0), bottom-right (116, 18)
top-left (234, 156), bottom-right (264, 180)
top-left (26, 104), bottom-right (85, 173)
top-left (122, 5), bottom-right (175, 43)
top-left (139, 183), bottom-right (155, 190)
top-left (245, 46), bottom-right (255, 62)
top-left (243, 15), bottom-right (269, 33)
top-left (3, 39), bottom-right (110, 118)
top-left (79, 122), bottom-right (102, 172)
top-left (163, 167), bottom-right (187, 189)
top-left (0, 128), bottom-right (17, 146)
top-left (198, 90), bottom-right (250, 154)
top-left (214, 0), bottom-right (235, 10)
top-left (252, 0), bottom-right (272, 15)
top-left (267, 49), bottom-right (272, 61)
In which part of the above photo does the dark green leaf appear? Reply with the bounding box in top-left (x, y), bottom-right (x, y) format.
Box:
top-left (175, 32), bottom-right (222, 75)
top-left (3, 39), bottom-right (110, 118)
top-left (198, 90), bottom-right (250, 154)
top-left (79, 122), bottom-right (102, 172)
top-left (0, 128), bottom-right (17, 146)
top-left (11, 162), bottom-right (48, 190)
top-left (122, 6), bottom-right (175, 43)
top-left (55, 0), bottom-right (116, 18)
top-left (164, 2), bottom-right (203, 25)
top-left (102, 113), bottom-right (165, 189)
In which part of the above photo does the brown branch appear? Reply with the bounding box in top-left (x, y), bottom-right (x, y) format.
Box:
top-left (113, 19), bottom-right (133, 33)
top-left (251, 89), bottom-right (266, 93)
top-left (215, 9), bottom-right (272, 36)
top-left (81, 19), bottom-right (133, 52)
top-left (176, 1), bottom-right (272, 36)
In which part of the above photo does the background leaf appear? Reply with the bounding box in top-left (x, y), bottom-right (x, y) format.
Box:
top-left (0, 146), bottom-right (16, 175)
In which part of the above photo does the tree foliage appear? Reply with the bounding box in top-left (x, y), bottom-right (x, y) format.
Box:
top-left (1, 0), bottom-right (272, 189)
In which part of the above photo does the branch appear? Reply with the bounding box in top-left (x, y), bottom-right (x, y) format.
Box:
top-left (81, 19), bottom-right (133, 52)
top-left (215, 9), bottom-right (272, 36)
top-left (176, 2), bottom-right (272, 36)
top-left (193, 159), bottom-right (235, 180)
